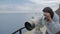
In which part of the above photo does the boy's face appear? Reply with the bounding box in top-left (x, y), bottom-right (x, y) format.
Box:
top-left (43, 12), bottom-right (51, 20)
top-left (44, 12), bottom-right (50, 17)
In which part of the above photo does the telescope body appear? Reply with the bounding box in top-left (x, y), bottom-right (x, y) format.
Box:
top-left (25, 16), bottom-right (44, 31)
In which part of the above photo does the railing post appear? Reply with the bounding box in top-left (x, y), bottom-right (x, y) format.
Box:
top-left (12, 27), bottom-right (25, 34)
top-left (19, 29), bottom-right (21, 34)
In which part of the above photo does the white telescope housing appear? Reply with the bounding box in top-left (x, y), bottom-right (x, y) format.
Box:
top-left (25, 16), bottom-right (44, 31)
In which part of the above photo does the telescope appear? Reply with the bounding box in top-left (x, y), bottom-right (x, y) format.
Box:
top-left (25, 16), bottom-right (44, 31)
top-left (12, 16), bottom-right (44, 34)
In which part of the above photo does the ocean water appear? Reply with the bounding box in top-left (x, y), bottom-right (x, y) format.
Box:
top-left (0, 13), bottom-right (41, 34)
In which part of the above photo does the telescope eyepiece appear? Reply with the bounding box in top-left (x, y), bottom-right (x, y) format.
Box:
top-left (25, 22), bottom-right (35, 31)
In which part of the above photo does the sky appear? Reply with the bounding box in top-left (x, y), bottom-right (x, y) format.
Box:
top-left (0, 0), bottom-right (60, 34)
top-left (0, 0), bottom-right (60, 13)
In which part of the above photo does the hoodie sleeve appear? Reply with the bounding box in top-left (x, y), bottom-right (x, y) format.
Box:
top-left (46, 13), bottom-right (60, 34)
top-left (53, 12), bottom-right (59, 24)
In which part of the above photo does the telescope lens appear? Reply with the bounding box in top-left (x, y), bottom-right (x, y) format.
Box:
top-left (25, 22), bottom-right (35, 31)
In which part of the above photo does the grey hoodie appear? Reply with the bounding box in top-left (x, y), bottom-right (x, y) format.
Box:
top-left (43, 12), bottom-right (60, 34)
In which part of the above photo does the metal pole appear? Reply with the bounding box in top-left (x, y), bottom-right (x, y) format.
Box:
top-left (19, 27), bottom-right (25, 34)
top-left (19, 30), bottom-right (21, 34)
top-left (12, 27), bottom-right (25, 34)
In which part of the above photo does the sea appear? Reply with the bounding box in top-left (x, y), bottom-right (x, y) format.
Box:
top-left (0, 13), bottom-right (42, 34)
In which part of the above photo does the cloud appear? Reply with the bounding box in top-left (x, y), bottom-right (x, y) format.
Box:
top-left (29, 0), bottom-right (60, 4)
top-left (0, 0), bottom-right (59, 13)
top-left (29, 0), bottom-right (60, 11)
top-left (0, 4), bottom-right (42, 13)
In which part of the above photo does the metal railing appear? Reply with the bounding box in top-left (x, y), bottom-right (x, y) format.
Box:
top-left (12, 27), bottom-right (25, 34)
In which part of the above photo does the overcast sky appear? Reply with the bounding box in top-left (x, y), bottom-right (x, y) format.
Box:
top-left (0, 0), bottom-right (60, 13)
